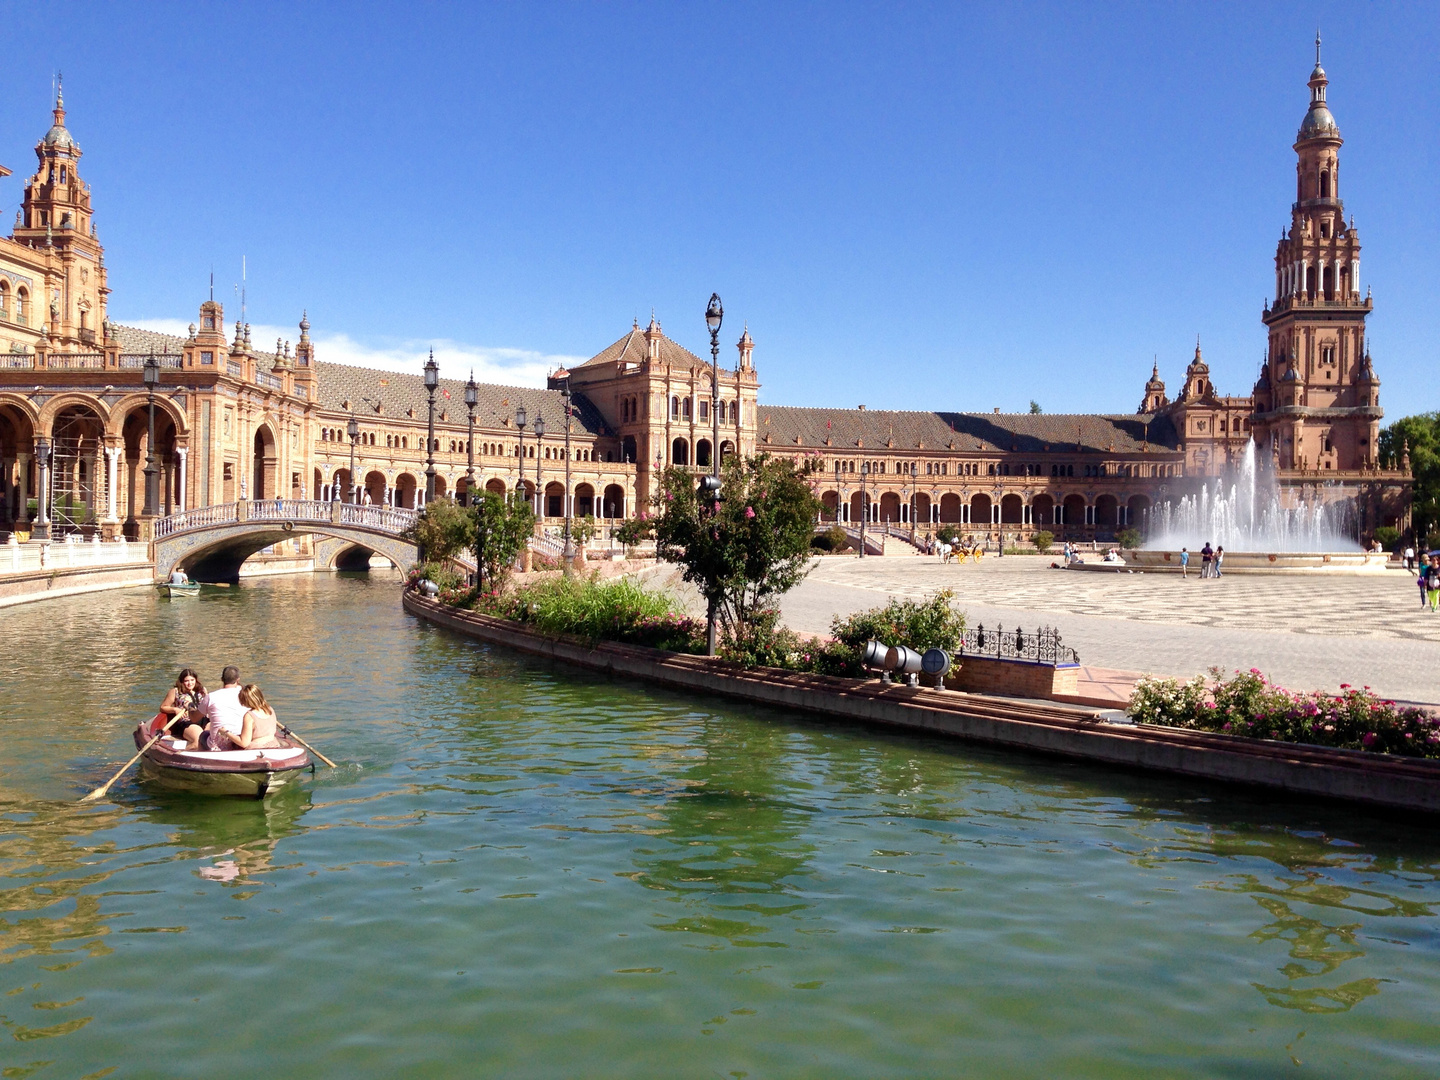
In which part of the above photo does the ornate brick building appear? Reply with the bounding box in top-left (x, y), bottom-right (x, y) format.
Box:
top-left (0, 50), bottom-right (1412, 549)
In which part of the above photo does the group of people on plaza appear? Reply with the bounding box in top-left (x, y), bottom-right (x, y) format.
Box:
top-left (157, 666), bottom-right (283, 751)
top-left (1411, 550), bottom-right (1440, 613)
top-left (1177, 543), bottom-right (1224, 579)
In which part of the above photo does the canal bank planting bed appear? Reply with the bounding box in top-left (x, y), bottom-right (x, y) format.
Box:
top-left (403, 588), bottom-right (1440, 814)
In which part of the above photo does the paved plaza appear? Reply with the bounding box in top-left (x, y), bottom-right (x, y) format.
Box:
top-left (636, 555), bottom-right (1440, 705)
top-left (779, 555), bottom-right (1440, 705)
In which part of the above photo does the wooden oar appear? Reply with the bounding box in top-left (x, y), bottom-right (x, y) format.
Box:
top-left (279, 725), bottom-right (337, 768)
top-left (80, 728), bottom-right (167, 803)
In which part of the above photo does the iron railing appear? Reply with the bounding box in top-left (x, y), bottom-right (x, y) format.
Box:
top-left (958, 623), bottom-right (1079, 666)
top-left (154, 499), bottom-right (419, 538)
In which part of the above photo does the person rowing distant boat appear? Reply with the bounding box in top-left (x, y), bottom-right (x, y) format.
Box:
top-left (169, 567), bottom-right (190, 586)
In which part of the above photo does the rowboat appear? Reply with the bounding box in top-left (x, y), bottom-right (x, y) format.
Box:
top-left (159, 582), bottom-right (201, 597)
top-left (132, 716), bottom-right (312, 797)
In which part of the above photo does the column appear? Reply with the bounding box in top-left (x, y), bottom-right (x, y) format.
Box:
top-left (0, 455), bottom-right (8, 523)
top-left (175, 447), bottom-right (188, 514)
top-left (34, 440), bottom-right (50, 535)
top-left (1318, 257), bottom-right (1326, 299)
top-left (17, 454), bottom-right (30, 524)
top-left (105, 447), bottom-right (120, 522)
top-left (1351, 259), bottom-right (1359, 296)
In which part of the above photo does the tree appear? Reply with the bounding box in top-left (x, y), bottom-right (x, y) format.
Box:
top-left (1381, 413), bottom-right (1440, 544)
top-left (651, 454), bottom-right (821, 645)
top-left (1029, 400), bottom-right (1043, 414)
top-left (570, 514), bottom-right (598, 547)
top-left (472, 490), bottom-right (536, 592)
top-left (402, 496), bottom-right (475, 566)
top-left (1116, 527), bottom-right (1143, 550)
top-left (1032, 530), bottom-right (1054, 553)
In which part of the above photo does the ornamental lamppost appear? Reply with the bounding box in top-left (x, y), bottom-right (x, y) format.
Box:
top-left (463, 371), bottom-right (478, 506)
top-left (515, 404), bottom-right (528, 500)
top-left (705, 293), bottom-right (723, 476)
top-left (533, 413), bottom-right (546, 519)
top-left (346, 413), bottom-right (360, 503)
top-left (142, 351), bottom-right (160, 517)
top-left (910, 459), bottom-right (919, 541)
top-left (560, 376), bottom-right (574, 561)
top-left (859, 461), bottom-right (869, 558)
top-left (834, 460), bottom-right (843, 526)
top-left (423, 349), bottom-right (439, 504)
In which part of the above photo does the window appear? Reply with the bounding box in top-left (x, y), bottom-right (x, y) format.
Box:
top-left (204, 316), bottom-right (215, 329)
top-left (201, 350), bottom-right (214, 365)
top-left (224, 409), bottom-right (232, 436)
top-left (699, 400), bottom-right (709, 421)
top-left (682, 398), bottom-right (692, 421)
top-left (670, 396), bottom-right (679, 420)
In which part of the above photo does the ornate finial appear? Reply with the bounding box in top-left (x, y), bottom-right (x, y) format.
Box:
top-left (1316, 28), bottom-right (1321, 66)
top-left (299, 309), bottom-right (310, 334)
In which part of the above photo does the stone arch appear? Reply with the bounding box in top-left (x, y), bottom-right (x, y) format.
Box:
top-left (1000, 493), bottom-right (1024, 524)
top-left (695, 439), bottom-right (713, 468)
top-left (939, 493), bottom-right (962, 523)
top-left (39, 393), bottom-right (112, 439)
top-left (1127, 493), bottom-right (1152, 529)
top-left (719, 439), bottom-right (735, 462)
top-left (156, 522), bottom-right (419, 582)
top-left (252, 423), bottom-right (278, 501)
top-left (970, 493), bottom-right (992, 525)
top-left (574, 482), bottom-right (595, 518)
top-left (362, 469), bottom-right (386, 506)
top-left (102, 393), bottom-right (187, 441)
top-left (1031, 493), bottom-right (1056, 527)
top-left (394, 472), bottom-right (419, 509)
top-left (486, 477), bottom-right (507, 496)
top-left (672, 437), bottom-right (689, 466)
top-left (879, 491), bottom-right (902, 523)
top-left (543, 480), bottom-right (565, 518)
top-left (914, 492), bottom-right (932, 524)
top-left (1094, 493), bottom-right (1120, 531)
top-left (1062, 493), bottom-right (1087, 530)
top-left (601, 483), bottom-right (624, 518)
top-left (821, 490), bottom-right (840, 521)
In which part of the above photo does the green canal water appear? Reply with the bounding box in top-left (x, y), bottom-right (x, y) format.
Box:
top-left (0, 574), bottom-right (1438, 1077)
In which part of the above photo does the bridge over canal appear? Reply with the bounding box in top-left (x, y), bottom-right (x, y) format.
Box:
top-left (153, 499), bottom-right (425, 582)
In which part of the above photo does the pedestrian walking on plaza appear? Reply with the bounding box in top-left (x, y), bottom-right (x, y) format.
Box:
top-left (1180, 547), bottom-right (1189, 578)
top-left (1404, 544), bottom-right (1416, 574)
top-left (1200, 542), bottom-right (1214, 579)
top-left (1420, 556), bottom-right (1432, 609)
top-left (1427, 556), bottom-right (1440, 613)
top-left (1214, 546), bottom-right (1224, 578)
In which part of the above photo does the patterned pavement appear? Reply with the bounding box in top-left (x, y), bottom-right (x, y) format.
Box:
top-left (776, 555), bottom-right (1440, 704)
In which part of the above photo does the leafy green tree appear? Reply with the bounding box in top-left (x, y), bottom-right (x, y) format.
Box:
top-left (1116, 527), bottom-right (1143, 550)
top-left (1381, 413), bottom-right (1440, 544)
top-left (402, 496), bottom-right (475, 566)
top-left (1029, 400), bottom-right (1043, 414)
top-left (1031, 529), bottom-right (1054, 553)
top-left (935, 524), bottom-right (960, 545)
top-left (472, 490), bottom-right (536, 592)
top-left (614, 512), bottom-right (653, 550)
top-left (651, 455), bottom-right (821, 647)
top-left (569, 514), bottom-right (598, 547)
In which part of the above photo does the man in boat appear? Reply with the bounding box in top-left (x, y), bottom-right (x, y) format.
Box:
top-left (169, 567), bottom-right (190, 586)
top-left (190, 666), bottom-right (248, 750)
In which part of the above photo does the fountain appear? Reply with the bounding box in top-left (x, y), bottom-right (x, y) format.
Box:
top-left (1121, 440), bottom-right (1387, 573)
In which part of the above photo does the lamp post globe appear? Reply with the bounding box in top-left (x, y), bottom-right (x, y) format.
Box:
top-left (423, 349), bottom-right (439, 504)
top-left (463, 371), bottom-right (478, 506)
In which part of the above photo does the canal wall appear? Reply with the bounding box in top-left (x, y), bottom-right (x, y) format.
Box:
top-left (0, 561), bottom-right (157, 609)
top-left (403, 589), bottom-right (1440, 814)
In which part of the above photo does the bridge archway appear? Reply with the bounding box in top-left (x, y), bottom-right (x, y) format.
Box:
top-left (253, 424), bottom-right (277, 501)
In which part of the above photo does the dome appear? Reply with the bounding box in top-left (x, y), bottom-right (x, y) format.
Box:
top-left (42, 122), bottom-right (75, 150)
top-left (1298, 103), bottom-right (1339, 141)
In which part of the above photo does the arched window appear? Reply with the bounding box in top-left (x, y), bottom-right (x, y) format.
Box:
top-left (682, 398), bottom-right (692, 421)
top-left (15, 288), bottom-right (27, 323)
top-left (1319, 170), bottom-right (1330, 198)
top-left (0, 281), bottom-right (8, 318)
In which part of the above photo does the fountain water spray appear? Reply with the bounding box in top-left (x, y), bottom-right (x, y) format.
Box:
top-left (1145, 440), bottom-right (1359, 553)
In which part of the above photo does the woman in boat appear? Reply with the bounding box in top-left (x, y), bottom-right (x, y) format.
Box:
top-left (227, 684), bottom-right (284, 750)
top-left (158, 669), bottom-right (206, 742)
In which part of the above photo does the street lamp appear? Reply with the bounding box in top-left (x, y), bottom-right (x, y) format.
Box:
top-left (463, 371), bottom-right (478, 506)
top-left (859, 461), bottom-right (869, 558)
top-left (533, 414), bottom-right (546, 519)
top-left (515, 405), bottom-right (528, 502)
top-left (423, 349), bottom-right (439, 504)
top-left (346, 413), bottom-right (360, 503)
top-left (705, 293), bottom-right (723, 476)
top-left (142, 351), bottom-right (160, 517)
top-left (561, 377), bottom-right (574, 562)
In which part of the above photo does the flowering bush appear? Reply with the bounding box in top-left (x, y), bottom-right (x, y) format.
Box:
top-left (478, 573), bottom-right (706, 653)
top-left (1128, 667), bottom-right (1440, 758)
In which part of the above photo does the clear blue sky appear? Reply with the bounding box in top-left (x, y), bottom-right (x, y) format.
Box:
top-left (2, 2), bottom-right (1435, 416)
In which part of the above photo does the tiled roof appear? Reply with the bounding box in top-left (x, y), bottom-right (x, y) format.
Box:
top-left (314, 361), bottom-right (609, 437)
top-left (112, 325), bottom-right (189, 355)
top-left (580, 324), bottom-right (724, 373)
top-left (755, 406), bottom-right (1180, 454)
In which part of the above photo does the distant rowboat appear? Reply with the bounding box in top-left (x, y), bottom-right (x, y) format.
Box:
top-left (132, 717), bottom-right (312, 797)
top-left (158, 582), bottom-right (201, 597)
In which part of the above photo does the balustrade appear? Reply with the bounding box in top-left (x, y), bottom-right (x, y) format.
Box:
top-left (45, 353), bottom-right (105, 370)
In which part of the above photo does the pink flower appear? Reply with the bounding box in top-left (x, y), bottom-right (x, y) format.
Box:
top-left (745, 507), bottom-right (756, 519)
top-left (1340, 683), bottom-right (1352, 690)
top-left (1362, 732), bottom-right (1377, 747)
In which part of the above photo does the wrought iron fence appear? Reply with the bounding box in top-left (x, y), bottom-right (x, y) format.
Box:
top-left (957, 623), bottom-right (1079, 665)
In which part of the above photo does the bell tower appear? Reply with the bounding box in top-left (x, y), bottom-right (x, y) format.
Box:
top-left (11, 80), bottom-right (109, 348)
top-left (1255, 39), bottom-right (1378, 472)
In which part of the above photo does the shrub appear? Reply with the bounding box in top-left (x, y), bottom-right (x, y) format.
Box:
top-left (1128, 667), bottom-right (1440, 758)
top-left (489, 573), bottom-right (705, 652)
top-left (614, 513), bottom-right (654, 549)
top-left (402, 497), bottom-right (475, 565)
top-left (826, 525), bottom-right (849, 552)
top-left (473, 490), bottom-right (535, 591)
top-left (1032, 530), bottom-right (1054, 553)
top-left (935, 525), bottom-right (960, 545)
top-left (829, 589), bottom-right (966, 658)
top-left (1117, 528), bottom-right (1144, 550)
top-left (412, 561), bottom-right (463, 592)
top-left (570, 515), bottom-right (598, 546)
top-left (1373, 526), bottom-right (1401, 552)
